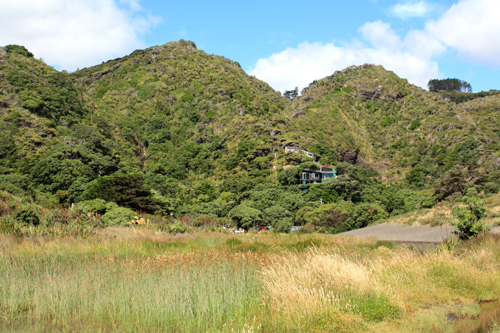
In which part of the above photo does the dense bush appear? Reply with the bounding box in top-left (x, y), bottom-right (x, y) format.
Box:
top-left (101, 207), bottom-right (136, 227)
top-left (304, 201), bottom-right (354, 232)
top-left (452, 196), bottom-right (490, 239)
top-left (5, 44), bottom-right (34, 57)
top-left (263, 205), bottom-right (294, 228)
top-left (228, 205), bottom-right (263, 229)
top-left (14, 204), bottom-right (41, 226)
top-left (350, 203), bottom-right (388, 229)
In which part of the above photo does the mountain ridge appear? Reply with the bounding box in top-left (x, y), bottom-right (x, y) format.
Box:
top-left (1, 40), bottom-right (499, 228)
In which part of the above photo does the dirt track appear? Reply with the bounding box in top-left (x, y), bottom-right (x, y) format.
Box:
top-left (337, 223), bottom-right (500, 243)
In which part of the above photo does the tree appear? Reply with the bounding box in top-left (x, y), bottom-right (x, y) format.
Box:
top-left (263, 206), bottom-right (294, 228)
top-left (80, 172), bottom-right (157, 213)
top-left (428, 78), bottom-right (472, 93)
top-left (452, 196), bottom-right (490, 239)
top-left (278, 167), bottom-right (301, 186)
top-left (283, 87), bottom-right (299, 100)
top-left (228, 205), bottom-right (263, 229)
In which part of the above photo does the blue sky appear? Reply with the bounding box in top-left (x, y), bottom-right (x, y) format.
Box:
top-left (1, 0), bottom-right (499, 93)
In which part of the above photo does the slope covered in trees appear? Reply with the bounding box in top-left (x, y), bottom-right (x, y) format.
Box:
top-left (1, 41), bottom-right (500, 233)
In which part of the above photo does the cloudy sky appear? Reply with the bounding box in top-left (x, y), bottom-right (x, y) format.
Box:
top-left (1, 0), bottom-right (499, 93)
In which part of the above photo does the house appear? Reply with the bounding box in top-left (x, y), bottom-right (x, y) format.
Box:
top-left (301, 169), bottom-right (322, 184)
top-left (319, 166), bottom-right (337, 179)
top-left (301, 166), bottom-right (337, 185)
top-left (284, 146), bottom-right (300, 154)
top-left (284, 146), bottom-right (320, 163)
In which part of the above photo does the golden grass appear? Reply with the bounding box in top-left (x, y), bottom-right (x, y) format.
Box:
top-left (1, 232), bottom-right (499, 332)
top-left (260, 234), bottom-right (500, 331)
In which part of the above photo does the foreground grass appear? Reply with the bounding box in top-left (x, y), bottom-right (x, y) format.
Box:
top-left (0, 231), bottom-right (499, 332)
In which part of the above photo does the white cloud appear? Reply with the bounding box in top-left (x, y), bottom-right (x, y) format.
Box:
top-left (249, 22), bottom-right (441, 93)
top-left (250, 0), bottom-right (500, 93)
top-left (0, 0), bottom-right (160, 71)
top-left (426, 0), bottom-right (500, 68)
top-left (389, 1), bottom-right (436, 19)
top-left (358, 21), bottom-right (401, 49)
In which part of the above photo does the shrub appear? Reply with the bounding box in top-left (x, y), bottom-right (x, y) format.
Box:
top-left (228, 205), bottom-right (263, 229)
top-left (452, 196), bottom-right (490, 239)
top-left (14, 204), bottom-right (41, 226)
top-left (263, 206), bottom-right (294, 231)
top-left (0, 217), bottom-right (22, 235)
top-left (78, 199), bottom-right (108, 215)
top-left (168, 221), bottom-right (187, 234)
top-left (101, 207), bottom-right (136, 227)
top-left (192, 214), bottom-right (218, 227)
top-left (350, 203), bottom-right (388, 229)
top-left (273, 217), bottom-right (294, 233)
top-left (305, 201), bottom-right (354, 232)
top-left (5, 44), bottom-right (34, 57)
top-left (484, 182), bottom-right (499, 194)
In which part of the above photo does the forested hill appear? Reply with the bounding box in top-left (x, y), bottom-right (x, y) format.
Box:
top-left (1, 41), bottom-right (500, 232)
top-left (285, 64), bottom-right (500, 184)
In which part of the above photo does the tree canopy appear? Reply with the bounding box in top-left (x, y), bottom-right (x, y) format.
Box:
top-left (428, 78), bottom-right (472, 93)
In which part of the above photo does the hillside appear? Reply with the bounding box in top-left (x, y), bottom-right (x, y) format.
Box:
top-left (1, 41), bottom-right (500, 233)
top-left (286, 64), bottom-right (500, 184)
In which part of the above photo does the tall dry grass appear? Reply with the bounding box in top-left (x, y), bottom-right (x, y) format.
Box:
top-left (1, 232), bottom-right (499, 332)
top-left (261, 234), bottom-right (500, 331)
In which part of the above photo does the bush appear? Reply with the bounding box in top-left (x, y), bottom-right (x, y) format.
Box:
top-left (273, 217), bottom-right (294, 233)
top-left (452, 197), bottom-right (490, 239)
top-left (228, 205), bottom-right (263, 229)
top-left (14, 204), bottom-right (41, 226)
top-left (101, 207), bottom-right (136, 226)
top-left (0, 217), bottom-right (22, 235)
top-left (484, 182), bottom-right (499, 194)
top-left (263, 206), bottom-right (294, 231)
top-left (305, 201), bottom-right (354, 232)
top-left (5, 44), bottom-right (34, 57)
top-left (192, 214), bottom-right (218, 227)
top-left (78, 199), bottom-right (108, 215)
top-left (168, 221), bottom-right (187, 234)
top-left (350, 203), bottom-right (388, 229)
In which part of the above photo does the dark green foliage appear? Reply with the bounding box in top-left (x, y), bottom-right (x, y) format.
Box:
top-left (5, 45), bottom-right (34, 57)
top-left (14, 204), bottom-right (40, 226)
top-left (163, 143), bottom-right (213, 179)
top-left (32, 144), bottom-right (117, 194)
top-left (78, 199), bottom-right (108, 215)
top-left (304, 201), bottom-right (354, 232)
top-left (484, 182), bottom-right (499, 194)
top-left (452, 197), bottom-right (490, 239)
top-left (263, 206), bottom-right (294, 228)
top-left (80, 172), bottom-right (157, 212)
top-left (409, 119), bottom-right (420, 130)
top-left (350, 203), bottom-right (388, 229)
top-left (438, 89), bottom-right (499, 103)
top-left (144, 174), bottom-right (180, 198)
top-left (101, 207), bottom-right (136, 226)
top-left (283, 87), bottom-right (298, 100)
top-left (0, 174), bottom-right (31, 196)
top-left (1, 42), bottom-right (499, 232)
top-left (428, 78), bottom-right (472, 93)
top-left (228, 205), bottom-right (263, 229)
top-left (277, 167), bottom-right (301, 186)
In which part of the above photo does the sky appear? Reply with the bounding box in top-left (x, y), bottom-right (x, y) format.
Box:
top-left (1, 0), bottom-right (499, 94)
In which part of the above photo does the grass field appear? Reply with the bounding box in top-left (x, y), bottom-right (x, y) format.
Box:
top-left (1, 231), bottom-right (499, 332)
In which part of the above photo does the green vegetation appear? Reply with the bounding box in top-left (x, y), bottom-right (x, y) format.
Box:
top-left (452, 196), bottom-right (490, 239)
top-left (1, 231), bottom-right (499, 332)
top-left (428, 78), bottom-right (472, 93)
top-left (1, 42), bottom-right (500, 234)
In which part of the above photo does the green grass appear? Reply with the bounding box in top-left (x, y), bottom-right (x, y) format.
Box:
top-left (1, 232), bottom-right (499, 332)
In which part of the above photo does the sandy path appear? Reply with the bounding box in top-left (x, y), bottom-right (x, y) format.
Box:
top-left (337, 223), bottom-right (500, 243)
